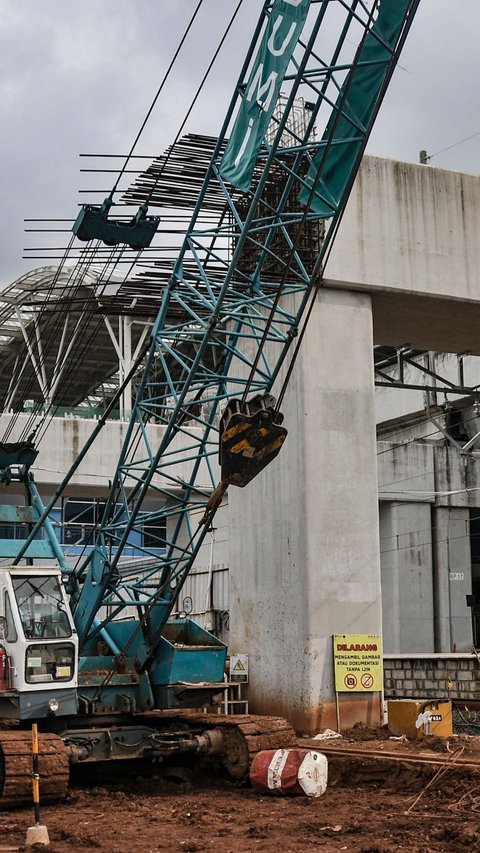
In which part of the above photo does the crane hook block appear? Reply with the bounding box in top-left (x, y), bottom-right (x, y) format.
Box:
top-left (72, 197), bottom-right (160, 250)
top-left (219, 393), bottom-right (287, 488)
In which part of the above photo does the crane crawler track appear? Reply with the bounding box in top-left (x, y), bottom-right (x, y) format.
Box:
top-left (144, 711), bottom-right (297, 779)
top-left (0, 730), bottom-right (69, 810)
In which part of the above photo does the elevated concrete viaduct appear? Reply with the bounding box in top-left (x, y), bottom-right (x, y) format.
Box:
top-left (3, 156), bottom-right (479, 734)
top-left (328, 156), bottom-right (480, 355)
top-left (228, 156), bottom-right (480, 732)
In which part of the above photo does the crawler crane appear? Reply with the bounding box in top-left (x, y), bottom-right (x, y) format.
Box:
top-left (0, 0), bottom-right (419, 806)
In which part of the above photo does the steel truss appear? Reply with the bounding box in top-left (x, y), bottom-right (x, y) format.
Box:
top-left (37, 0), bottom-right (420, 657)
top-left (374, 348), bottom-right (480, 397)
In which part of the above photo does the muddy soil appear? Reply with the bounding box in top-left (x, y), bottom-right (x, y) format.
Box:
top-left (1, 756), bottom-right (480, 853)
top-left (2, 725), bottom-right (480, 852)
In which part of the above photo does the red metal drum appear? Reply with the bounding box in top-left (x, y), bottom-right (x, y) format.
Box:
top-left (249, 748), bottom-right (328, 797)
top-left (0, 646), bottom-right (10, 691)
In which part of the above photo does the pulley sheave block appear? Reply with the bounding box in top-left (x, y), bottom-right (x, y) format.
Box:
top-left (0, 442), bottom-right (38, 483)
top-left (219, 393), bottom-right (287, 487)
top-left (73, 197), bottom-right (160, 250)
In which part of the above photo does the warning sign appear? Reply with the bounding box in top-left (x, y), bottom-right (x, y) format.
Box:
top-left (333, 634), bottom-right (383, 693)
top-left (230, 653), bottom-right (249, 683)
top-left (361, 672), bottom-right (374, 689)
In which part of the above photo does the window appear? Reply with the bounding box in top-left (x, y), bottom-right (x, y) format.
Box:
top-left (12, 576), bottom-right (72, 640)
top-left (4, 592), bottom-right (17, 642)
top-left (25, 643), bottom-right (75, 684)
top-left (0, 523), bottom-right (28, 541)
top-left (143, 519), bottom-right (167, 550)
top-left (62, 497), bottom-right (105, 546)
top-left (62, 496), bottom-right (166, 554)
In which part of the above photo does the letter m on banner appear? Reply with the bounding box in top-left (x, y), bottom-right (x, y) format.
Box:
top-left (220, 0), bottom-right (311, 192)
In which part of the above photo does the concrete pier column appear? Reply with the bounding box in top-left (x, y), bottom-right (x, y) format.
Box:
top-left (380, 501), bottom-right (434, 654)
top-left (228, 288), bottom-right (382, 732)
top-left (432, 506), bottom-right (472, 652)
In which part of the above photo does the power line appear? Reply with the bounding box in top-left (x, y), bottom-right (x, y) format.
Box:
top-left (111, 0), bottom-right (205, 196)
top-left (379, 522), bottom-right (480, 558)
top-left (427, 129), bottom-right (480, 162)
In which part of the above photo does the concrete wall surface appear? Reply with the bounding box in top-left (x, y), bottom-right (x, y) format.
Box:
top-left (378, 445), bottom-right (475, 654)
top-left (326, 157), bottom-right (480, 355)
top-left (228, 288), bottom-right (382, 732)
top-left (432, 506), bottom-right (472, 652)
top-left (0, 413), bottom-right (217, 492)
top-left (380, 502), bottom-right (434, 654)
top-left (377, 440), bottom-right (435, 503)
top-left (327, 156), bottom-right (480, 303)
top-left (435, 446), bottom-right (480, 509)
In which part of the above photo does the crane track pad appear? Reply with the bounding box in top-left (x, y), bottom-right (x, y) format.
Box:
top-left (219, 394), bottom-right (287, 487)
top-left (0, 731), bottom-right (69, 810)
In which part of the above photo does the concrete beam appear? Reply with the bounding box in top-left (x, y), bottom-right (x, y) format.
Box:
top-left (325, 157), bottom-right (480, 354)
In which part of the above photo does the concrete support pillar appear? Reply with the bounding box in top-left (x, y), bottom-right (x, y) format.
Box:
top-left (380, 502), bottom-right (434, 653)
top-left (432, 506), bottom-right (472, 652)
top-left (228, 288), bottom-right (381, 732)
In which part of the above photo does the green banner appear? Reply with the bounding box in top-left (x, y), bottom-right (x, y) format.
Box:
top-left (220, 0), bottom-right (311, 192)
top-left (299, 0), bottom-right (410, 217)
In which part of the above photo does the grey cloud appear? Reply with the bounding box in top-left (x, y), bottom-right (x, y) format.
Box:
top-left (1, 0), bottom-right (478, 286)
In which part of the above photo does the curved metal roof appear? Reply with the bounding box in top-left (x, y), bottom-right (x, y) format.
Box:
top-left (0, 266), bottom-right (145, 412)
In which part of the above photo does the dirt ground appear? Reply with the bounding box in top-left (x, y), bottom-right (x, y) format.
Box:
top-left (2, 727), bottom-right (480, 853)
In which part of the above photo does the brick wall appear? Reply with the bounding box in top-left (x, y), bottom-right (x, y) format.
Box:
top-left (383, 654), bottom-right (480, 700)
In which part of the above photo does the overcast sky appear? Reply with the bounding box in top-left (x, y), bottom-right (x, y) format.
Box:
top-left (1, 0), bottom-right (479, 288)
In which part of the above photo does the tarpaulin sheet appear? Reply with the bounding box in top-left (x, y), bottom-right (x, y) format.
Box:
top-left (299, 0), bottom-right (410, 217)
top-left (220, 0), bottom-right (311, 192)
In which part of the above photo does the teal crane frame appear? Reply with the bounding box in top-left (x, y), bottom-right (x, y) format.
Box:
top-left (16, 0), bottom-right (420, 666)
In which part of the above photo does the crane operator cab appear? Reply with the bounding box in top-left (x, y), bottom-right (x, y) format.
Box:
top-left (0, 567), bottom-right (78, 720)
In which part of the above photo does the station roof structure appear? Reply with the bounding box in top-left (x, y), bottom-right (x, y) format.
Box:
top-left (1, 134), bottom-right (238, 417)
top-left (0, 265), bottom-right (149, 413)
top-left (1, 130), bottom-right (303, 416)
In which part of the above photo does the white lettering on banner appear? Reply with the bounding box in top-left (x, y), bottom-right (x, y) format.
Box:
top-left (267, 16), bottom-right (297, 56)
top-left (220, 0), bottom-right (310, 191)
top-left (234, 65), bottom-right (279, 167)
top-left (234, 118), bottom-right (255, 167)
top-left (246, 66), bottom-right (278, 111)
top-left (234, 67), bottom-right (278, 165)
